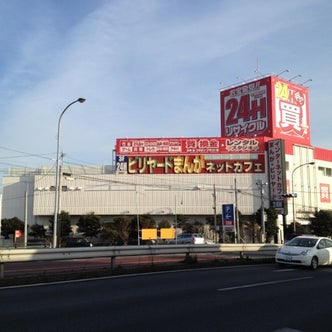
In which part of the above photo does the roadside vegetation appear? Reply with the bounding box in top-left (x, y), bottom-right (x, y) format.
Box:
top-left (2, 208), bottom-right (332, 248)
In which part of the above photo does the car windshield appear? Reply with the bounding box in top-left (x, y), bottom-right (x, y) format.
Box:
top-left (286, 237), bottom-right (318, 248)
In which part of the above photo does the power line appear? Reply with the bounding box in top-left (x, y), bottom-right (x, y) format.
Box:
top-left (0, 145), bottom-right (54, 161)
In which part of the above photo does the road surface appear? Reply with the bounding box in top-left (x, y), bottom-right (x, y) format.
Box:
top-left (0, 263), bottom-right (330, 331)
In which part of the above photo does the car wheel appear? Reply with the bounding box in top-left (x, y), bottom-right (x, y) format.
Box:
top-left (310, 256), bottom-right (318, 270)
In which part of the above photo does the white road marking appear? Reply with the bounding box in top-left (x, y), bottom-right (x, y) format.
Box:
top-left (217, 277), bottom-right (312, 292)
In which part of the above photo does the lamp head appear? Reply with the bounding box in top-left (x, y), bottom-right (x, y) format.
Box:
top-left (309, 162), bottom-right (315, 165)
top-left (77, 98), bottom-right (86, 103)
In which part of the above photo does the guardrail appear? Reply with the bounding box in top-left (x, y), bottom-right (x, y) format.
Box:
top-left (0, 243), bottom-right (281, 278)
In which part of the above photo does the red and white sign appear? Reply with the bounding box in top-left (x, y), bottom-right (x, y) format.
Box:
top-left (116, 137), bottom-right (265, 156)
top-left (220, 76), bottom-right (311, 146)
top-left (320, 183), bottom-right (330, 203)
top-left (268, 139), bottom-right (286, 213)
top-left (272, 76), bottom-right (310, 145)
top-left (220, 77), bottom-right (272, 138)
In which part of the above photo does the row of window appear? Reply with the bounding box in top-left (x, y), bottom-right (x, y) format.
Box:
top-left (318, 167), bottom-right (332, 177)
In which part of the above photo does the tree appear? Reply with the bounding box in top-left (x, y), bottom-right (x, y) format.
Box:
top-left (265, 207), bottom-right (279, 243)
top-left (311, 210), bottom-right (332, 236)
top-left (139, 214), bottom-right (156, 229)
top-left (49, 211), bottom-right (72, 246)
top-left (77, 212), bottom-right (103, 238)
top-left (255, 207), bottom-right (279, 243)
top-left (100, 216), bottom-right (131, 245)
top-left (159, 219), bottom-right (172, 229)
top-left (29, 224), bottom-right (46, 238)
top-left (205, 214), bottom-right (222, 231)
top-left (1, 217), bottom-right (24, 239)
top-left (126, 214), bottom-right (157, 245)
top-left (182, 221), bottom-right (203, 233)
top-left (176, 215), bottom-right (189, 229)
top-left (284, 222), bottom-right (307, 240)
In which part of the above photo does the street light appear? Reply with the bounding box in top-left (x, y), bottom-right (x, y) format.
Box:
top-left (291, 161), bottom-right (315, 233)
top-left (53, 98), bottom-right (86, 248)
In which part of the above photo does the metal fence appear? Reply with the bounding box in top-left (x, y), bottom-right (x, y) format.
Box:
top-left (0, 243), bottom-right (280, 278)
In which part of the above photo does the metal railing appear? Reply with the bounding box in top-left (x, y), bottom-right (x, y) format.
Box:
top-left (0, 243), bottom-right (280, 278)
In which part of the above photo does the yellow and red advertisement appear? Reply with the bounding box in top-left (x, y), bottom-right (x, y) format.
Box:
top-left (116, 137), bottom-right (266, 175)
top-left (127, 154), bottom-right (265, 175)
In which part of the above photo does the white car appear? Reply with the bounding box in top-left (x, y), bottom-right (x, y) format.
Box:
top-left (168, 233), bottom-right (205, 245)
top-left (275, 235), bottom-right (332, 269)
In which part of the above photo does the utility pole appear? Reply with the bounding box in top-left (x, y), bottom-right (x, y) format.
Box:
top-left (212, 184), bottom-right (217, 243)
top-left (256, 180), bottom-right (267, 243)
top-left (234, 178), bottom-right (240, 243)
top-left (24, 185), bottom-right (28, 247)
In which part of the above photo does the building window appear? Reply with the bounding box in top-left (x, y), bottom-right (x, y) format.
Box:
top-left (318, 166), bottom-right (332, 177)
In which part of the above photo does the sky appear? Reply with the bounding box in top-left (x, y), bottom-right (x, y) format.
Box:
top-left (0, 0), bottom-right (331, 188)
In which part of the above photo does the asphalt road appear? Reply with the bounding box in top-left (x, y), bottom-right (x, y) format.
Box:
top-left (0, 264), bottom-right (331, 332)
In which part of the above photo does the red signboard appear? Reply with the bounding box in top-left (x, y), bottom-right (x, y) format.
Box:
top-left (271, 76), bottom-right (310, 145)
top-left (220, 76), bottom-right (311, 146)
top-left (268, 139), bottom-right (286, 214)
top-left (116, 137), bottom-right (266, 156)
top-left (320, 183), bottom-right (330, 203)
top-left (220, 77), bottom-right (272, 138)
top-left (127, 154), bottom-right (265, 174)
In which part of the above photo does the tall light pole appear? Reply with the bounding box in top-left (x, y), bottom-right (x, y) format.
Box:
top-left (53, 98), bottom-right (86, 248)
top-left (291, 161), bottom-right (315, 233)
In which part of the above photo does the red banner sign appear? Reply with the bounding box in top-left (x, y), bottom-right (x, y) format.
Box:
top-left (221, 77), bottom-right (271, 137)
top-left (116, 137), bottom-right (265, 156)
top-left (320, 183), bottom-right (330, 203)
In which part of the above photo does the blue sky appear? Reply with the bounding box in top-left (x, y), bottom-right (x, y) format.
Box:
top-left (0, 0), bottom-right (331, 184)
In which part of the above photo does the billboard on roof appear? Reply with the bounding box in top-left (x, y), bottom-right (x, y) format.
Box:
top-left (125, 154), bottom-right (265, 175)
top-left (116, 136), bottom-right (266, 156)
top-left (220, 76), bottom-right (310, 145)
top-left (220, 77), bottom-right (272, 138)
top-left (115, 137), bottom-right (266, 175)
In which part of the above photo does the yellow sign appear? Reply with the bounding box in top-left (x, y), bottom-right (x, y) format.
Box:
top-left (141, 228), bottom-right (175, 240)
top-left (141, 229), bottom-right (157, 240)
top-left (160, 228), bottom-right (175, 239)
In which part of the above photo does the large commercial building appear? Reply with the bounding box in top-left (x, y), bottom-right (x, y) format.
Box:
top-left (2, 74), bottom-right (332, 243)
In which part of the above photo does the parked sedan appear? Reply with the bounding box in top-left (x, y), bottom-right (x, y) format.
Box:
top-left (168, 233), bottom-right (205, 245)
top-left (275, 235), bottom-right (332, 269)
top-left (63, 237), bottom-right (93, 247)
